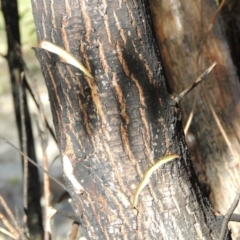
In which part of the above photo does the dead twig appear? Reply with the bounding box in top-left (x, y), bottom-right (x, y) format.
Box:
top-left (55, 209), bottom-right (80, 223)
top-left (197, 0), bottom-right (226, 64)
top-left (22, 68), bottom-right (57, 143)
top-left (19, 72), bottom-right (28, 220)
top-left (184, 93), bottom-right (198, 135)
top-left (35, 117), bottom-right (51, 240)
top-left (230, 213), bottom-right (240, 222)
top-left (31, 64), bottom-right (52, 240)
top-left (68, 222), bottom-right (80, 240)
top-left (175, 62), bottom-right (216, 102)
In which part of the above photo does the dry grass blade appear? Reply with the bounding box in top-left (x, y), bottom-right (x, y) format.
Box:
top-left (0, 226), bottom-right (17, 239)
top-left (39, 41), bottom-right (93, 79)
top-left (0, 213), bottom-right (18, 239)
top-left (184, 94), bottom-right (197, 135)
top-left (206, 96), bottom-right (236, 158)
top-left (0, 196), bottom-right (24, 239)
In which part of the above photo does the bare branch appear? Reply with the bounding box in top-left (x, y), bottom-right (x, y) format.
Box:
top-left (175, 62), bottom-right (216, 102)
top-left (230, 213), bottom-right (240, 223)
top-left (197, 0), bottom-right (226, 64)
top-left (35, 117), bottom-right (51, 240)
top-left (68, 222), bottom-right (80, 240)
top-left (22, 68), bottom-right (57, 143)
top-left (19, 72), bottom-right (28, 219)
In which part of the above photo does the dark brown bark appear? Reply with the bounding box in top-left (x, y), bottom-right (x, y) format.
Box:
top-left (1, 0), bottom-right (43, 239)
top-left (221, 0), bottom-right (240, 77)
top-left (31, 0), bottom-right (225, 239)
top-left (149, 0), bottom-right (240, 238)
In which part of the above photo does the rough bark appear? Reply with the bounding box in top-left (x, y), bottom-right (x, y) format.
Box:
top-left (1, 0), bottom-right (43, 239)
top-left (31, 0), bottom-right (225, 239)
top-left (149, 0), bottom-right (240, 238)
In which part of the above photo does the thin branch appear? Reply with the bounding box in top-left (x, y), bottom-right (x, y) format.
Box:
top-left (68, 222), bottom-right (80, 240)
top-left (55, 190), bottom-right (70, 204)
top-left (19, 72), bottom-right (28, 216)
top-left (22, 68), bottom-right (57, 143)
top-left (174, 62), bottom-right (216, 103)
top-left (45, 206), bottom-right (57, 239)
top-left (219, 189), bottom-right (240, 240)
top-left (36, 117), bottom-right (51, 240)
top-left (0, 135), bottom-right (67, 192)
top-left (211, 0), bottom-right (226, 29)
top-left (28, 52), bottom-right (53, 240)
top-left (55, 209), bottom-right (80, 223)
top-left (230, 213), bottom-right (240, 223)
top-left (197, 0), bottom-right (226, 64)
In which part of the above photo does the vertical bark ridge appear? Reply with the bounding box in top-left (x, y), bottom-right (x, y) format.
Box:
top-left (114, 12), bottom-right (127, 45)
top-left (60, 19), bottom-right (71, 52)
top-left (64, 0), bottom-right (71, 16)
top-left (50, 0), bottom-right (57, 28)
top-left (42, 0), bottom-right (48, 16)
top-left (103, 14), bottom-right (112, 44)
top-left (80, 1), bottom-right (93, 45)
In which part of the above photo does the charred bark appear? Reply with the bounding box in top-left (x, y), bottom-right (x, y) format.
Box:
top-left (31, 0), bottom-right (225, 239)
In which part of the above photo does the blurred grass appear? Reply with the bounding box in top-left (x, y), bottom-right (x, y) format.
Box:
top-left (0, 0), bottom-right (39, 95)
top-left (18, 0), bottom-right (37, 48)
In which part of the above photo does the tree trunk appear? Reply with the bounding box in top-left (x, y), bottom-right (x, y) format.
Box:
top-left (31, 0), bottom-right (226, 238)
top-left (149, 0), bottom-right (240, 238)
